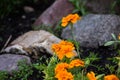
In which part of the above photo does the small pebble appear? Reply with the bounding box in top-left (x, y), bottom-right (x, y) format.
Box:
top-left (24, 6), bottom-right (34, 13)
top-left (22, 15), bottom-right (26, 19)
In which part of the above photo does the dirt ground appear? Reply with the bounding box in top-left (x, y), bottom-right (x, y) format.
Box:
top-left (0, 0), bottom-right (55, 50)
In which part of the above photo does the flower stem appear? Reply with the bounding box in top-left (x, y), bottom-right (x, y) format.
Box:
top-left (70, 23), bottom-right (81, 59)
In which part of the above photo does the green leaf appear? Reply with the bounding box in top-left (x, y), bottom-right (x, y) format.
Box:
top-left (85, 58), bottom-right (90, 65)
top-left (104, 41), bottom-right (115, 46)
top-left (115, 57), bottom-right (120, 60)
top-left (96, 74), bottom-right (105, 79)
top-left (75, 1), bottom-right (80, 8)
top-left (111, 33), bottom-right (117, 40)
top-left (73, 9), bottom-right (79, 13)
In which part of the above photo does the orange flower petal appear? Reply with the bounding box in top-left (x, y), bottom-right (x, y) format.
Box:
top-left (52, 44), bottom-right (61, 53)
top-left (69, 59), bottom-right (84, 68)
top-left (57, 52), bottom-right (64, 60)
top-left (65, 52), bottom-right (75, 58)
top-left (61, 22), bottom-right (68, 27)
top-left (55, 63), bottom-right (69, 74)
top-left (61, 17), bottom-right (68, 22)
top-left (104, 74), bottom-right (119, 80)
top-left (87, 71), bottom-right (97, 80)
top-left (71, 14), bottom-right (81, 23)
top-left (55, 70), bottom-right (73, 80)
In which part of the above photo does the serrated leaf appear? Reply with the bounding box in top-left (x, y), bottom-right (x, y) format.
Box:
top-left (104, 41), bottom-right (115, 46)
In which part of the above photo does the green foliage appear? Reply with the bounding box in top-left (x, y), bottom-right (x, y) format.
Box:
top-left (115, 57), bottom-right (120, 78)
top-left (69, 0), bottom-right (88, 15)
top-left (110, 0), bottom-right (120, 14)
top-left (96, 74), bottom-right (104, 80)
top-left (106, 57), bottom-right (120, 78)
top-left (84, 52), bottom-right (99, 67)
top-left (10, 60), bottom-right (33, 80)
top-left (104, 33), bottom-right (120, 49)
top-left (110, 1), bottom-right (117, 14)
top-left (0, 71), bottom-right (8, 80)
top-left (54, 21), bottom-right (63, 37)
top-left (105, 64), bottom-right (116, 74)
top-left (104, 41), bottom-right (116, 46)
top-left (33, 63), bottom-right (46, 71)
top-left (33, 56), bottom-right (49, 72)
top-left (43, 56), bottom-right (58, 80)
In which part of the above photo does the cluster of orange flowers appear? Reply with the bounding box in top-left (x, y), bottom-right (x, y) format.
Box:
top-left (87, 71), bottom-right (119, 80)
top-left (61, 14), bottom-right (81, 27)
top-left (55, 59), bottom-right (84, 80)
top-left (52, 40), bottom-right (76, 60)
top-left (51, 40), bottom-right (119, 80)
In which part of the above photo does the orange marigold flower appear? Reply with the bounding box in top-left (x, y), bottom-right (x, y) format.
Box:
top-left (104, 74), bottom-right (119, 80)
top-left (61, 14), bottom-right (81, 27)
top-left (61, 22), bottom-right (68, 27)
top-left (57, 51), bottom-right (75, 60)
top-left (51, 44), bottom-right (60, 52)
top-left (65, 52), bottom-right (76, 59)
top-left (61, 17), bottom-right (69, 27)
top-left (87, 71), bottom-right (97, 80)
top-left (66, 14), bottom-right (73, 21)
top-left (71, 14), bottom-right (81, 24)
top-left (52, 40), bottom-right (76, 60)
top-left (69, 59), bottom-right (84, 68)
top-left (55, 70), bottom-right (74, 80)
top-left (55, 63), bottom-right (69, 74)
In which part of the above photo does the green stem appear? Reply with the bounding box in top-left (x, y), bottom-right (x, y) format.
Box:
top-left (70, 23), bottom-right (81, 59)
top-left (117, 61), bottom-right (120, 77)
top-left (81, 70), bottom-right (83, 80)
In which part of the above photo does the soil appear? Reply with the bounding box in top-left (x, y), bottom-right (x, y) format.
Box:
top-left (0, 0), bottom-right (55, 51)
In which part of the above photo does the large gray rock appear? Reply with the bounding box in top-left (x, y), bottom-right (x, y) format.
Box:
top-left (61, 14), bottom-right (120, 48)
top-left (4, 30), bottom-right (61, 55)
top-left (33, 0), bottom-right (74, 27)
top-left (0, 54), bottom-right (31, 73)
